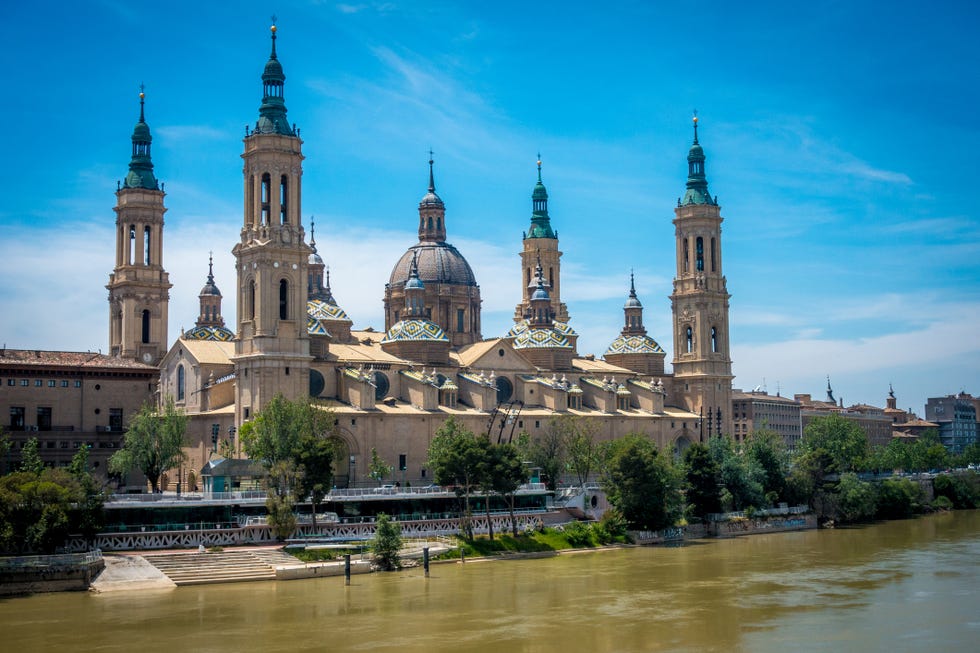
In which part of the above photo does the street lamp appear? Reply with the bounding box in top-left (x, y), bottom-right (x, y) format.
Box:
top-left (349, 455), bottom-right (356, 489)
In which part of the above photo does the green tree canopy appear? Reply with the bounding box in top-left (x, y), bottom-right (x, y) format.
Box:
top-left (682, 442), bottom-right (721, 519)
top-left (371, 513), bottom-right (402, 571)
top-left (601, 433), bottom-right (682, 531)
top-left (109, 397), bottom-right (187, 492)
top-left (798, 414), bottom-right (869, 476)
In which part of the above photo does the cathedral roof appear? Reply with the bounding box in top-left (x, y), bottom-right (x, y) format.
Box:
top-left (308, 298), bottom-right (351, 322)
top-left (605, 334), bottom-right (665, 355)
top-left (507, 319), bottom-right (577, 338)
top-left (382, 319), bottom-right (450, 344)
top-left (512, 327), bottom-right (573, 350)
top-left (389, 242), bottom-right (478, 287)
top-left (183, 325), bottom-right (235, 342)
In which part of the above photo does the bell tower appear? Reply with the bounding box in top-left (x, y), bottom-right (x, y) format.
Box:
top-left (515, 157), bottom-right (569, 324)
top-left (107, 87), bottom-right (171, 365)
top-left (231, 22), bottom-right (311, 424)
top-left (669, 115), bottom-right (733, 434)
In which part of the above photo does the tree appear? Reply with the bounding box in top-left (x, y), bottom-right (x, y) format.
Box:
top-left (530, 416), bottom-right (570, 490)
top-left (67, 445), bottom-right (107, 544)
top-left (371, 513), bottom-right (402, 571)
top-left (682, 442), bottom-right (721, 520)
top-left (708, 435), bottom-right (765, 511)
top-left (836, 472), bottom-right (876, 523)
top-left (0, 427), bottom-right (11, 475)
top-left (427, 417), bottom-right (487, 538)
top-left (798, 414), bottom-right (868, 476)
top-left (490, 442), bottom-right (530, 537)
top-left (240, 394), bottom-right (338, 539)
top-left (109, 397), bottom-right (187, 492)
top-left (565, 417), bottom-right (602, 486)
top-left (744, 429), bottom-right (788, 503)
top-left (19, 437), bottom-right (44, 476)
top-left (601, 433), bottom-right (682, 531)
top-left (368, 447), bottom-right (393, 486)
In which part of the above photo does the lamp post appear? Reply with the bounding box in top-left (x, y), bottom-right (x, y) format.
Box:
top-left (349, 455), bottom-right (356, 489)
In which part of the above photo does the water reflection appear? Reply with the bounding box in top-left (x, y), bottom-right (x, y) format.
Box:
top-left (1, 510), bottom-right (978, 652)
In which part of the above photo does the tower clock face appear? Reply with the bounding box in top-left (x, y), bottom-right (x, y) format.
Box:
top-left (142, 352), bottom-right (153, 363)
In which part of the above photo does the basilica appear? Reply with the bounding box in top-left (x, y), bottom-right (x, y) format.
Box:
top-left (107, 25), bottom-right (734, 489)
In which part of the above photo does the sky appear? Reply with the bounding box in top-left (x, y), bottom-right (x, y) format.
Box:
top-left (1, 0), bottom-right (978, 417)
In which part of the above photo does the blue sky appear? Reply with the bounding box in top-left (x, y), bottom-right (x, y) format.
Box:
top-left (1, 1), bottom-right (978, 416)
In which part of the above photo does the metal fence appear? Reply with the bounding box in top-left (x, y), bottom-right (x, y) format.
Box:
top-left (0, 550), bottom-right (102, 569)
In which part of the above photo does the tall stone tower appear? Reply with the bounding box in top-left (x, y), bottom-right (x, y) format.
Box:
top-left (669, 116), bottom-right (733, 434)
top-left (231, 23), bottom-right (311, 424)
top-left (514, 158), bottom-right (569, 324)
top-left (107, 88), bottom-right (171, 365)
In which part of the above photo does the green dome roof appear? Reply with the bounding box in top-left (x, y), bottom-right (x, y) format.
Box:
top-left (122, 91), bottom-right (159, 191)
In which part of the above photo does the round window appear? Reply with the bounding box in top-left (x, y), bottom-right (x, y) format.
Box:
top-left (309, 369), bottom-right (325, 397)
top-left (372, 371), bottom-right (390, 401)
top-left (495, 376), bottom-right (513, 404)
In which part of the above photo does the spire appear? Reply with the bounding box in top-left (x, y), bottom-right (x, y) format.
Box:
top-left (622, 271), bottom-right (645, 335)
top-left (199, 251), bottom-right (221, 297)
top-left (680, 111), bottom-right (716, 206)
top-left (527, 154), bottom-right (556, 239)
top-left (196, 251), bottom-right (224, 328)
top-left (254, 19), bottom-right (295, 136)
top-left (122, 85), bottom-right (159, 190)
top-left (528, 254), bottom-right (553, 327)
top-left (323, 266), bottom-right (336, 304)
top-left (826, 375), bottom-right (836, 404)
top-left (418, 151), bottom-right (446, 241)
top-left (404, 251), bottom-right (426, 317)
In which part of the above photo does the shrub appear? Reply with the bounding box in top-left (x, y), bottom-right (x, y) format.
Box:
top-left (562, 521), bottom-right (594, 548)
top-left (875, 478), bottom-right (925, 519)
top-left (932, 495), bottom-right (954, 511)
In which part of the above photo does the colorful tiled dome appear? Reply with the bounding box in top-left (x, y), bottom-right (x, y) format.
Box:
top-left (183, 325), bottom-right (235, 342)
top-left (382, 319), bottom-right (449, 343)
top-left (605, 334), bottom-right (665, 355)
top-left (512, 327), bottom-right (572, 350)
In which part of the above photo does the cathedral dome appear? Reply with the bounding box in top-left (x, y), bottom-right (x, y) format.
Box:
top-left (388, 242), bottom-right (477, 288)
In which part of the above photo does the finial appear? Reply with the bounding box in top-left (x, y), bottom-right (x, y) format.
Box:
top-left (428, 149), bottom-right (435, 193)
top-left (629, 269), bottom-right (637, 296)
top-left (692, 109), bottom-right (699, 144)
top-left (208, 250), bottom-right (214, 281)
top-left (310, 216), bottom-right (317, 252)
top-left (889, 383), bottom-right (895, 398)
top-left (139, 83), bottom-right (146, 122)
top-left (537, 152), bottom-right (542, 182)
top-left (325, 266), bottom-right (331, 291)
top-left (270, 15), bottom-right (278, 57)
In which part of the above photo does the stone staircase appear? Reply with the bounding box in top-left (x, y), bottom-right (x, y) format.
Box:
top-left (141, 549), bottom-right (300, 586)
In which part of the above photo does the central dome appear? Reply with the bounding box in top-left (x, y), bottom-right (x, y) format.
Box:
top-left (388, 242), bottom-right (477, 287)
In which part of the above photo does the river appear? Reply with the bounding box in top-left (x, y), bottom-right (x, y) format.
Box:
top-left (2, 510), bottom-right (978, 652)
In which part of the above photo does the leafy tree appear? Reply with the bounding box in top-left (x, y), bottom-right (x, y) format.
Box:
top-left (530, 417), bottom-right (570, 490)
top-left (565, 417), bottom-right (602, 486)
top-left (682, 442), bottom-right (721, 520)
top-left (490, 442), bottom-right (530, 536)
top-left (296, 427), bottom-right (336, 530)
top-left (797, 414), bottom-right (868, 476)
top-left (109, 397), bottom-right (187, 492)
top-left (67, 445), bottom-right (107, 543)
top-left (371, 513), bottom-right (402, 571)
top-left (744, 429), bottom-right (788, 502)
top-left (427, 417), bottom-right (487, 537)
top-left (240, 394), bottom-right (338, 539)
top-left (19, 437), bottom-right (45, 476)
top-left (956, 442), bottom-right (980, 467)
top-left (0, 427), bottom-right (11, 475)
top-left (368, 447), bottom-right (393, 486)
top-left (708, 435), bottom-right (765, 511)
top-left (836, 472), bottom-right (877, 523)
top-left (601, 433), bottom-right (682, 531)
top-left (876, 477), bottom-right (925, 519)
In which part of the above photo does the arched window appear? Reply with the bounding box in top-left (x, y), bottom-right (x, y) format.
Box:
top-left (143, 226), bottom-right (151, 265)
top-left (683, 238), bottom-right (689, 272)
top-left (141, 310), bottom-right (151, 344)
top-left (427, 216), bottom-right (433, 230)
top-left (686, 326), bottom-right (693, 353)
top-left (696, 237), bottom-right (704, 272)
top-left (177, 365), bottom-right (185, 401)
top-left (526, 267), bottom-right (531, 287)
top-left (279, 175), bottom-right (288, 224)
top-left (437, 217), bottom-right (442, 231)
top-left (129, 225), bottom-right (137, 264)
top-left (711, 327), bottom-right (718, 353)
top-left (247, 280), bottom-right (256, 320)
top-left (261, 173), bottom-right (271, 225)
top-left (710, 237), bottom-right (717, 273)
top-left (279, 279), bottom-right (289, 320)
